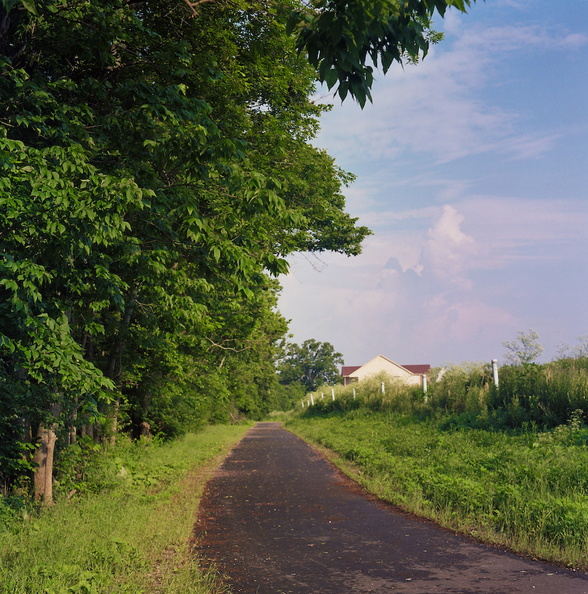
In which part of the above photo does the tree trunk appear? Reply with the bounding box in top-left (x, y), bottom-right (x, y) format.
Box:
top-left (108, 397), bottom-right (120, 445)
top-left (106, 287), bottom-right (138, 381)
top-left (81, 423), bottom-right (95, 441)
top-left (104, 287), bottom-right (138, 445)
top-left (32, 422), bottom-right (58, 504)
top-left (32, 403), bottom-right (60, 504)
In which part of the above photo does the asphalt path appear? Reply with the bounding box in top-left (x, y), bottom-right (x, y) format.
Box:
top-left (194, 422), bottom-right (588, 593)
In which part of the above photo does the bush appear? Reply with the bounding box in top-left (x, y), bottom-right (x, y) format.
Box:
top-left (489, 360), bottom-right (588, 429)
top-left (302, 356), bottom-right (588, 431)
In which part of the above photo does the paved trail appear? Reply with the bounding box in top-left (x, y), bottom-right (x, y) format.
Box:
top-left (195, 422), bottom-right (588, 593)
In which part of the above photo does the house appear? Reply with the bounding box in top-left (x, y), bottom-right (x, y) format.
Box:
top-left (342, 355), bottom-right (430, 387)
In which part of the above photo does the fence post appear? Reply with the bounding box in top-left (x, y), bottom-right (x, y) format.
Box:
top-left (492, 359), bottom-right (499, 388)
top-left (331, 388), bottom-right (335, 401)
top-left (381, 382), bottom-right (385, 395)
top-left (310, 393), bottom-right (314, 406)
top-left (353, 388), bottom-right (356, 399)
top-left (422, 374), bottom-right (428, 401)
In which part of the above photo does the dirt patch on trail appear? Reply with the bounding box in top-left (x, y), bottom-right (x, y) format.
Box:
top-left (194, 422), bottom-right (588, 594)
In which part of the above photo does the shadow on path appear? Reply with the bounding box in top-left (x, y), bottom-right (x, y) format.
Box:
top-left (194, 422), bottom-right (588, 593)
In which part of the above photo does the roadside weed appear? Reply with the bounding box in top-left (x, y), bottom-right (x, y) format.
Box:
top-left (287, 410), bottom-right (588, 568)
top-left (0, 425), bottom-right (248, 593)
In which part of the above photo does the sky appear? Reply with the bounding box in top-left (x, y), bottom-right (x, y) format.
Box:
top-left (277, 0), bottom-right (588, 368)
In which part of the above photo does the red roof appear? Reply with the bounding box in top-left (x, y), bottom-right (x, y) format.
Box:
top-left (402, 364), bottom-right (431, 375)
top-left (342, 363), bottom-right (430, 376)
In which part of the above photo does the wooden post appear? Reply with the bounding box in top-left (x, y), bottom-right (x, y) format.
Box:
top-left (331, 388), bottom-right (335, 401)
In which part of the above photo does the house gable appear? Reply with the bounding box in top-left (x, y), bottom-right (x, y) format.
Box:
top-left (342, 355), bottom-right (429, 387)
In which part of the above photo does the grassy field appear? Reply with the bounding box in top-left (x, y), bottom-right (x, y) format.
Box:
top-left (0, 424), bottom-right (250, 594)
top-left (286, 407), bottom-right (588, 570)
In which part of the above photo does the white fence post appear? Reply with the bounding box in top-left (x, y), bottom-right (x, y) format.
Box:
top-left (353, 388), bottom-right (356, 399)
top-left (331, 388), bottom-right (335, 401)
top-left (310, 393), bottom-right (314, 406)
top-left (381, 382), bottom-right (385, 395)
top-left (492, 359), bottom-right (499, 388)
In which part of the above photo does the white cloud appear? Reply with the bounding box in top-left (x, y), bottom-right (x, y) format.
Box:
top-left (281, 3), bottom-right (588, 366)
top-left (456, 196), bottom-right (588, 268)
top-left (316, 20), bottom-right (585, 165)
top-left (415, 296), bottom-right (516, 347)
top-left (422, 205), bottom-right (477, 287)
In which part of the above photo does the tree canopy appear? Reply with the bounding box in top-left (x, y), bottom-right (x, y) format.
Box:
top-left (277, 339), bottom-right (344, 392)
top-left (0, 0), bottom-right (477, 496)
top-left (503, 330), bottom-right (544, 366)
top-left (288, 0), bottom-right (476, 106)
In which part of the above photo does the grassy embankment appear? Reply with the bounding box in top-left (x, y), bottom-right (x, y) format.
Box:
top-left (285, 365), bottom-right (588, 570)
top-left (0, 424), bottom-right (250, 594)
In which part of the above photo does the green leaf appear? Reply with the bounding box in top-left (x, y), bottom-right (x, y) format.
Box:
top-left (323, 68), bottom-right (339, 90)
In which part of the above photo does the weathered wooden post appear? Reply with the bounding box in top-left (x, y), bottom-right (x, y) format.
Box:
top-left (492, 359), bottom-right (499, 388)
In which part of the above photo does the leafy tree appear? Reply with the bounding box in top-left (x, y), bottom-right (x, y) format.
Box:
top-left (503, 330), bottom-right (544, 366)
top-left (0, 0), bottom-right (367, 493)
top-left (556, 335), bottom-right (588, 360)
top-left (288, 0), bottom-right (477, 106)
top-left (0, 0), bottom-right (479, 496)
top-left (3, 0), bottom-right (477, 108)
top-left (277, 339), bottom-right (344, 392)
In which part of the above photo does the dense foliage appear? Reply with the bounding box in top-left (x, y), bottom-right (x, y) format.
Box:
top-left (0, 0), bottom-right (370, 494)
top-left (277, 338), bottom-right (343, 392)
top-left (0, 0), bottom-right (478, 496)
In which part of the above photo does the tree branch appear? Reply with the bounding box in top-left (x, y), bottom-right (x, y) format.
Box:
top-left (182, 0), bottom-right (216, 17)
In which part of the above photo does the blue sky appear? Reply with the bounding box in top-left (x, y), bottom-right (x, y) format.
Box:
top-left (278, 0), bottom-right (588, 367)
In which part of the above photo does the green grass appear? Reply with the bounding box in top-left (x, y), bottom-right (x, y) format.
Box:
top-left (286, 408), bottom-right (588, 569)
top-left (0, 424), bottom-right (250, 593)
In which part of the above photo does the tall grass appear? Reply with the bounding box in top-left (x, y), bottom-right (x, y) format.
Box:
top-left (0, 425), bottom-right (250, 594)
top-left (287, 409), bottom-right (588, 569)
top-left (304, 358), bottom-right (588, 430)
top-left (291, 357), bottom-right (588, 567)
top-left (305, 372), bottom-right (426, 416)
top-left (490, 358), bottom-right (588, 427)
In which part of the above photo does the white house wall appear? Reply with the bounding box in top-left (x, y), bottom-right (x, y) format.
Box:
top-left (348, 355), bottom-right (421, 385)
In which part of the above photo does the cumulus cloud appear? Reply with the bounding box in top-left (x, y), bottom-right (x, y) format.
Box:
top-left (422, 205), bottom-right (477, 287)
top-left (280, 3), bottom-right (587, 366)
